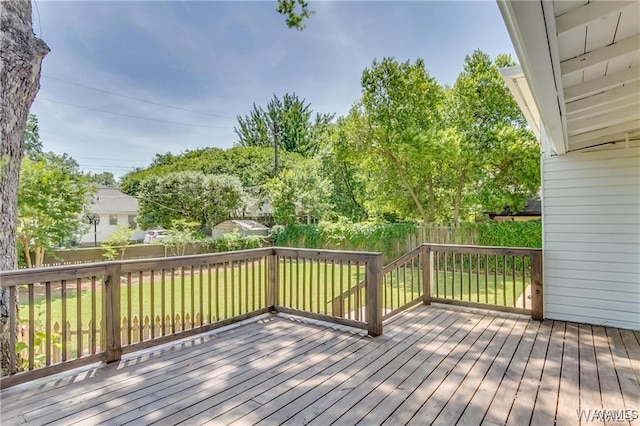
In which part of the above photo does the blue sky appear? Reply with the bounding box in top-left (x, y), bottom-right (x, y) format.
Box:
top-left (30, 1), bottom-right (517, 177)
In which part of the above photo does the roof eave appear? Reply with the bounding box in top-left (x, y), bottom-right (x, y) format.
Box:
top-left (497, 0), bottom-right (569, 155)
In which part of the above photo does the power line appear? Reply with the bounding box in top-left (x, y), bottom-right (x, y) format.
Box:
top-left (75, 156), bottom-right (151, 163)
top-left (39, 98), bottom-right (234, 129)
top-left (42, 75), bottom-right (236, 120)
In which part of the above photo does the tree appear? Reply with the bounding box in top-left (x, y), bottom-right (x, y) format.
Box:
top-left (276, 0), bottom-right (312, 30)
top-left (120, 146), bottom-right (303, 201)
top-left (24, 114), bottom-right (43, 158)
top-left (160, 219), bottom-right (202, 256)
top-left (267, 159), bottom-right (334, 225)
top-left (316, 124), bottom-right (369, 221)
top-left (0, 0), bottom-right (307, 376)
top-left (235, 93), bottom-right (334, 157)
top-left (445, 50), bottom-right (540, 221)
top-left (17, 152), bottom-right (96, 268)
top-left (101, 225), bottom-right (134, 260)
top-left (0, 0), bottom-right (50, 375)
top-left (137, 171), bottom-right (246, 231)
top-left (339, 58), bottom-right (447, 223)
top-left (87, 171), bottom-right (117, 187)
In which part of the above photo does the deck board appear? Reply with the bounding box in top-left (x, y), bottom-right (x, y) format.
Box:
top-left (1, 304), bottom-right (638, 426)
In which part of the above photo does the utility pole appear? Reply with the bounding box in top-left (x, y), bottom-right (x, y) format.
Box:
top-left (272, 120), bottom-right (279, 176)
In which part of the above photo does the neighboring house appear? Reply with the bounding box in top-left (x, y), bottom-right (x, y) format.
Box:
top-left (211, 219), bottom-right (270, 238)
top-left (498, 1), bottom-right (639, 329)
top-left (80, 186), bottom-right (140, 245)
top-left (488, 197), bottom-right (542, 221)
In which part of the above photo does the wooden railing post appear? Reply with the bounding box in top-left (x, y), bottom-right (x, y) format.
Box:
top-left (530, 250), bottom-right (543, 320)
top-left (366, 253), bottom-right (383, 337)
top-left (104, 263), bottom-right (122, 363)
top-left (422, 245), bottom-right (432, 305)
top-left (267, 250), bottom-right (279, 312)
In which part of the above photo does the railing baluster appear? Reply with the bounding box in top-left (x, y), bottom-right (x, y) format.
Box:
top-left (139, 271), bottom-right (144, 338)
top-left (28, 283), bottom-right (35, 369)
top-left (302, 258), bottom-right (307, 312)
top-left (403, 261), bottom-right (408, 306)
top-left (251, 259), bottom-right (256, 312)
top-left (230, 261), bottom-right (235, 317)
top-left (468, 254), bottom-right (472, 302)
top-left (289, 257), bottom-right (294, 309)
top-left (522, 256), bottom-right (527, 309)
top-left (161, 269), bottom-right (166, 336)
top-left (46, 281), bottom-right (51, 366)
top-left (181, 267), bottom-right (186, 330)
top-left (452, 253), bottom-right (456, 300)
top-left (76, 278), bottom-right (82, 358)
top-left (443, 253), bottom-right (448, 299)
top-left (9, 286), bottom-right (17, 374)
top-left (512, 255), bottom-right (516, 308)
top-left (190, 266), bottom-right (195, 328)
top-left (91, 276), bottom-right (96, 353)
top-left (355, 262), bottom-right (361, 321)
top-left (476, 254), bottom-right (480, 303)
top-left (239, 261), bottom-right (244, 315)
top-left (150, 271), bottom-right (155, 337)
top-left (435, 252), bottom-right (440, 298)
top-left (324, 260), bottom-right (329, 315)
top-left (126, 273), bottom-right (132, 345)
top-left (459, 253), bottom-right (463, 300)
top-left (494, 256), bottom-right (498, 305)
top-left (484, 254), bottom-right (489, 304)
top-left (503, 255), bottom-right (507, 307)
top-left (170, 268), bottom-right (176, 334)
top-left (215, 263), bottom-right (220, 320)
top-left (61, 280), bottom-right (67, 362)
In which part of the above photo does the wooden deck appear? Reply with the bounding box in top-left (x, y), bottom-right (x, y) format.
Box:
top-left (1, 304), bottom-right (638, 426)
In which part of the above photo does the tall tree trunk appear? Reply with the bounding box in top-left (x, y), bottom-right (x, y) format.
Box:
top-left (452, 167), bottom-right (468, 226)
top-left (427, 169), bottom-right (435, 223)
top-left (0, 0), bottom-right (49, 376)
top-left (383, 150), bottom-right (429, 224)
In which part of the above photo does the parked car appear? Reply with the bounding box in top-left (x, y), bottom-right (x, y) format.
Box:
top-left (143, 229), bottom-right (167, 244)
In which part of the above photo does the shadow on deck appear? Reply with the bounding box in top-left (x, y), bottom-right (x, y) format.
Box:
top-left (1, 303), bottom-right (638, 426)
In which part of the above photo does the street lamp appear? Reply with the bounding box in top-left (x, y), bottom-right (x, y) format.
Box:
top-left (86, 213), bottom-right (100, 247)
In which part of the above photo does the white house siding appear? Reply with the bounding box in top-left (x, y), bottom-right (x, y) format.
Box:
top-left (542, 146), bottom-right (640, 330)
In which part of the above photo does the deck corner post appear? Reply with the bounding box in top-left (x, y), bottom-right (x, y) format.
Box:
top-left (267, 250), bottom-right (279, 312)
top-left (422, 245), bottom-right (433, 305)
top-left (366, 253), bottom-right (384, 337)
top-left (530, 250), bottom-right (543, 321)
top-left (104, 263), bottom-right (122, 363)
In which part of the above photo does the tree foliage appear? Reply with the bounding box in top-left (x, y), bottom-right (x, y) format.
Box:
top-left (101, 225), bottom-right (134, 260)
top-left (120, 146), bottom-right (303, 197)
top-left (18, 153), bottom-right (95, 267)
top-left (276, 0), bottom-right (312, 30)
top-left (266, 159), bottom-right (334, 225)
top-left (337, 58), bottom-right (448, 223)
top-left (445, 50), bottom-right (540, 220)
top-left (87, 172), bottom-right (117, 187)
top-left (23, 114), bottom-right (43, 159)
top-left (136, 171), bottom-right (246, 231)
top-left (235, 93), bottom-right (333, 157)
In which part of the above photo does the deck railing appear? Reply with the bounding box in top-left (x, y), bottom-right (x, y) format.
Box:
top-left (0, 247), bottom-right (383, 388)
top-left (0, 244), bottom-right (541, 388)
top-left (331, 243), bottom-right (543, 321)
